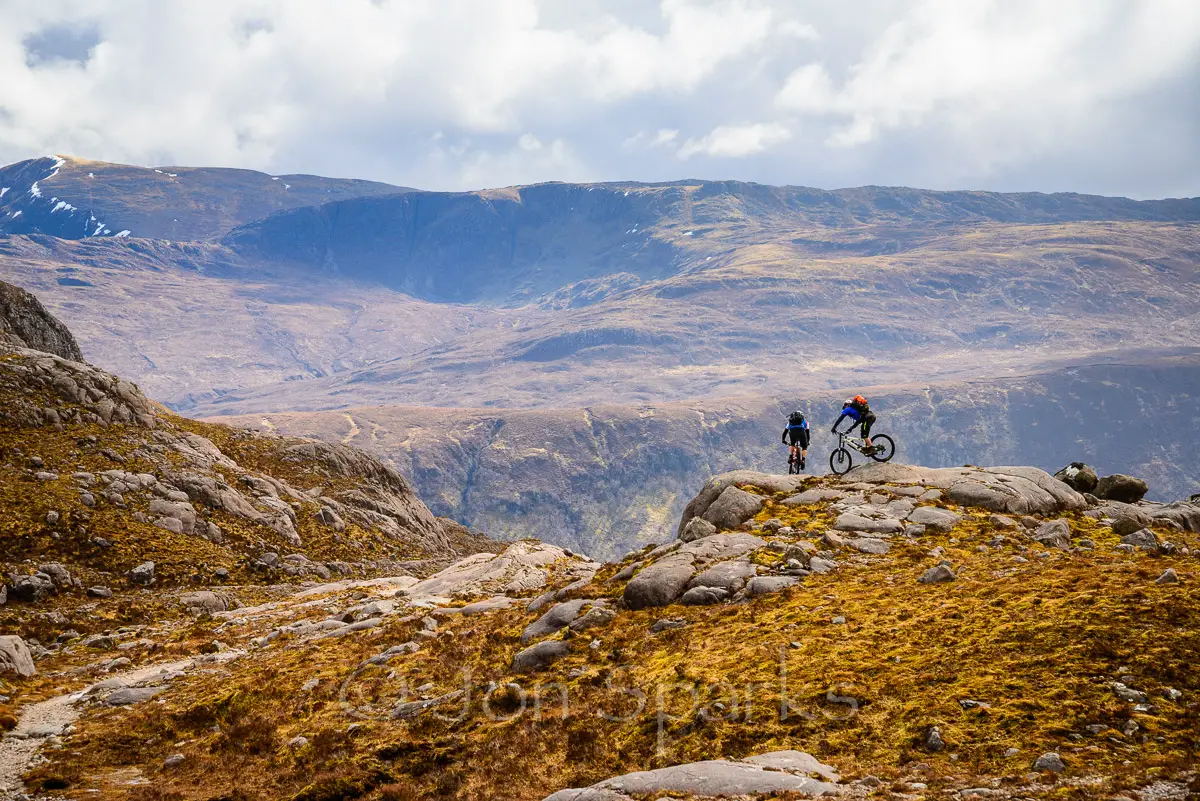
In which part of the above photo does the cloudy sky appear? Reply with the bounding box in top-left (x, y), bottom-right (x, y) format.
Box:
top-left (2, 0), bottom-right (1198, 197)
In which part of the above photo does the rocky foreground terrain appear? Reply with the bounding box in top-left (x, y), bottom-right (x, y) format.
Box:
top-left (2, 450), bottom-right (1197, 799)
top-left (2, 277), bottom-right (1199, 801)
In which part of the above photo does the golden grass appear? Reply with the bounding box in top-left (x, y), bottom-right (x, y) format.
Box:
top-left (27, 486), bottom-right (1199, 800)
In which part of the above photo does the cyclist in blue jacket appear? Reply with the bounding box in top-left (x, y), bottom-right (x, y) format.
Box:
top-left (832, 395), bottom-right (878, 453)
top-left (782, 410), bottom-right (810, 470)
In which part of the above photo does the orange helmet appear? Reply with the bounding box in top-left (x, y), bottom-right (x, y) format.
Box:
top-left (853, 395), bottom-right (867, 406)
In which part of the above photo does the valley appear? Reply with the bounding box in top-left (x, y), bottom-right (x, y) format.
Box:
top-left (1, 155), bottom-right (1198, 559)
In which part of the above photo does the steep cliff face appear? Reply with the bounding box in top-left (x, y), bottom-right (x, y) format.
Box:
top-left (0, 279), bottom-right (83, 361)
top-left (226, 356), bottom-right (1200, 560)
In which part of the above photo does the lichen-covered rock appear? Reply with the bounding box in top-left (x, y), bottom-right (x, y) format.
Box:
top-left (541, 750), bottom-right (839, 800)
top-left (512, 639), bottom-right (571, 673)
top-left (702, 486), bottom-right (764, 530)
top-left (0, 280), bottom-right (83, 361)
top-left (679, 516), bottom-right (717, 543)
top-left (1054, 462), bottom-right (1099, 494)
top-left (676, 471), bottom-right (803, 538)
top-left (0, 635), bottom-right (37, 677)
top-left (1033, 519), bottom-right (1072, 550)
top-left (1094, 474), bottom-right (1149, 504)
top-left (841, 464), bottom-right (1086, 515)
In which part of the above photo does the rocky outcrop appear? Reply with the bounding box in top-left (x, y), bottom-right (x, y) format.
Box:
top-left (841, 463), bottom-right (1086, 515)
top-left (0, 286), bottom-right (494, 590)
top-left (624, 533), bottom-right (766, 610)
top-left (0, 280), bottom-right (83, 361)
top-left (541, 750), bottom-right (839, 800)
top-left (677, 472), bottom-right (804, 538)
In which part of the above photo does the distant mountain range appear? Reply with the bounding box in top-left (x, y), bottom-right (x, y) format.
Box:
top-left (0, 155), bottom-right (408, 241)
top-left (1, 154), bottom-right (1197, 555)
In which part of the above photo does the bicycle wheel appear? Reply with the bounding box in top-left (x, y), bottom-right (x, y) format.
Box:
top-left (870, 434), bottom-right (895, 462)
top-left (829, 447), bottom-right (852, 475)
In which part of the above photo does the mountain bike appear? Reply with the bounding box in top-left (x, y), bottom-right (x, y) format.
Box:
top-left (786, 447), bottom-right (806, 474)
top-left (829, 430), bottom-right (895, 476)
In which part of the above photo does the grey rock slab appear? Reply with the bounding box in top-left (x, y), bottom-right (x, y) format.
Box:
top-left (746, 576), bottom-right (799, 596)
top-left (105, 686), bottom-right (167, 706)
top-left (623, 554), bottom-right (696, 610)
top-left (743, 750), bottom-right (839, 781)
top-left (681, 586), bottom-right (729, 606)
top-left (833, 513), bottom-right (902, 534)
top-left (0, 635), bottom-right (37, 677)
top-left (808, 557), bottom-right (837, 574)
top-left (1033, 519), bottom-right (1072, 550)
top-left (687, 559), bottom-right (758, 594)
top-left (907, 507), bottom-right (961, 532)
top-left (918, 565), bottom-right (956, 584)
top-left (458, 596), bottom-right (517, 616)
top-left (1121, 528), bottom-right (1160, 552)
top-left (522, 600), bottom-right (591, 644)
top-left (680, 516), bottom-right (717, 543)
top-left (847, 537), bottom-right (892, 554)
top-left (782, 488), bottom-right (844, 506)
top-left (575, 758), bottom-right (838, 798)
top-left (702, 486), bottom-right (764, 530)
top-left (512, 640), bottom-right (571, 673)
top-left (676, 471), bottom-right (804, 538)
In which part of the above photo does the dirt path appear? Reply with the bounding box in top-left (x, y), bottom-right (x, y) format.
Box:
top-left (0, 658), bottom-right (208, 799)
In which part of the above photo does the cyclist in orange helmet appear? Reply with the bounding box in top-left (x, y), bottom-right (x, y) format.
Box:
top-left (832, 395), bottom-right (878, 453)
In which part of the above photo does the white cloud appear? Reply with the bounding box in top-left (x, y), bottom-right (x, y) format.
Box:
top-left (678, 122), bottom-right (791, 159)
top-left (0, 0), bottom-right (1197, 196)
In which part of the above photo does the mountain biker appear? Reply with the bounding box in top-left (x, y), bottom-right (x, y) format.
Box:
top-left (781, 410), bottom-right (810, 470)
top-left (832, 395), bottom-right (877, 453)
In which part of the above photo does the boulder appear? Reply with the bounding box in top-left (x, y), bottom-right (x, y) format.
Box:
top-left (676, 471), bottom-right (803, 538)
top-left (918, 565), bottom-right (956, 584)
top-left (521, 599), bottom-right (592, 644)
top-left (105, 686), bottom-right (167, 706)
top-left (687, 560), bottom-right (757, 594)
top-left (833, 513), bottom-right (902, 535)
top-left (681, 586), bottom-right (729, 605)
top-left (128, 561), bottom-right (156, 585)
top-left (745, 576), bottom-right (799, 596)
top-left (680, 516), bottom-right (717, 543)
top-left (1111, 516), bottom-right (1145, 537)
top-left (180, 591), bottom-right (229, 614)
top-left (0, 635), bottom-right (37, 677)
top-left (1120, 528), bottom-right (1160, 553)
top-left (1094, 474), bottom-right (1148, 504)
top-left (623, 554), bottom-right (696, 610)
top-left (1032, 519), bottom-right (1072, 551)
top-left (87, 586), bottom-right (113, 598)
top-left (569, 606), bottom-right (617, 632)
top-left (702, 486), bottom-right (763, 530)
top-left (1032, 752), bottom-right (1065, 773)
top-left (1054, 463), bottom-right (1098, 494)
top-left (906, 507), bottom-right (961, 533)
top-left (9, 572), bottom-right (56, 602)
top-left (512, 640), bottom-right (571, 673)
top-left (847, 537), bottom-right (891, 554)
top-left (37, 562), bottom-right (74, 588)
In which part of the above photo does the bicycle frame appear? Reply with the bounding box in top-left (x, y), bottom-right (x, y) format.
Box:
top-left (837, 431), bottom-right (871, 454)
